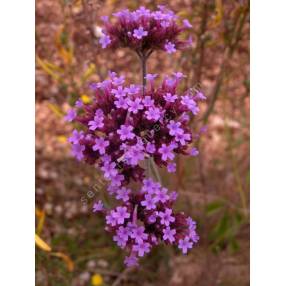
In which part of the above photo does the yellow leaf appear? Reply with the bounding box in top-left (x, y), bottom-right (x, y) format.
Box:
top-left (44, 61), bottom-right (64, 73)
top-left (51, 252), bottom-right (75, 272)
top-left (177, 10), bottom-right (189, 18)
top-left (214, 0), bottom-right (223, 24)
top-left (81, 94), bottom-right (91, 104)
top-left (91, 274), bottom-right (103, 286)
top-left (55, 26), bottom-right (74, 65)
top-left (35, 234), bottom-right (52, 252)
top-left (36, 209), bottom-right (45, 235)
top-left (81, 63), bottom-right (96, 83)
top-left (47, 103), bottom-right (64, 118)
top-left (59, 46), bottom-right (73, 65)
top-left (36, 56), bottom-right (61, 81)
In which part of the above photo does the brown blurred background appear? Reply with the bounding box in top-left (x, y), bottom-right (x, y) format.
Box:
top-left (36, 0), bottom-right (249, 285)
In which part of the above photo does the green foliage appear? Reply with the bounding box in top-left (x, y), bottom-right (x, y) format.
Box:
top-left (207, 201), bottom-right (246, 253)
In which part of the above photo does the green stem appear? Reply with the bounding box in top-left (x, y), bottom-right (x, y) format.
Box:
top-left (140, 52), bottom-right (162, 183)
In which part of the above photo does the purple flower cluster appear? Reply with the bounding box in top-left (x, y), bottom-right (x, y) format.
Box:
top-left (93, 178), bottom-right (199, 267)
top-left (66, 71), bottom-right (205, 185)
top-left (99, 6), bottom-right (193, 54)
top-left (65, 5), bottom-right (205, 268)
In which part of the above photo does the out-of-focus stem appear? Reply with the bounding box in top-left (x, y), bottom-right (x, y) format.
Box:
top-left (142, 55), bottom-right (147, 95)
top-left (139, 52), bottom-right (162, 183)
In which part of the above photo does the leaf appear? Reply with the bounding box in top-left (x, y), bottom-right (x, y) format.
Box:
top-left (214, 0), bottom-right (223, 24)
top-left (36, 209), bottom-right (45, 235)
top-left (81, 63), bottom-right (96, 83)
top-left (35, 234), bottom-right (52, 252)
top-left (58, 46), bottom-right (73, 65)
top-left (47, 103), bottom-right (64, 118)
top-left (36, 56), bottom-right (61, 81)
top-left (50, 252), bottom-right (75, 272)
top-left (206, 201), bottom-right (224, 215)
top-left (55, 26), bottom-right (74, 65)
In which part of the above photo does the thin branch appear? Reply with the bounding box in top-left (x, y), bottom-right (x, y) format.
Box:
top-left (111, 268), bottom-right (132, 286)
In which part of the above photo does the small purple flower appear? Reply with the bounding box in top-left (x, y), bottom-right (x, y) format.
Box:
top-left (117, 125), bottom-right (135, 141)
top-left (112, 75), bottom-right (125, 86)
top-left (175, 132), bottom-right (191, 146)
top-left (88, 115), bottom-right (104, 131)
top-left (190, 147), bottom-right (199, 157)
top-left (68, 130), bottom-right (84, 144)
top-left (167, 162), bottom-right (176, 173)
top-left (111, 86), bottom-right (126, 98)
top-left (141, 178), bottom-right (157, 194)
top-left (173, 72), bottom-right (186, 79)
top-left (158, 143), bottom-right (175, 161)
top-left (189, 230), bottom-right (200, 243)
top-left (167, 120), bottom-right (184, 136)
top-left (164, 93), bottom-right (178, 103)
top-left (124, 144), bottom-right (145, 166)
top-left (154, 187), bottom-right (169, 203)
top-left (128, 98), bottom-right (144, 114)
top-left (133, 26), bottom-right (148, 39)
top-left (113, 233), bottom-right (127, 248)
top-left (101, 15), bottom-right (109, 23)
top-left (187, 35), bottom-right (193, 46)
top-left (117, 226), bottom-right (130, 241)
top-left (148, 212), bottom-right (158, 223)
top-left (99, 34), bottom-right (111, 48)
top-left (92, 200), bottom-right (104, 212)
top-left (178, 237), bottom-right (193, 254)
top-left (92, 137), bottom-right (109, 155)
top-left (181, 96), bottom-right (200, 115)
top-left (145, 107), bottom-right (161, 121)
top-left (187, 217), bottom-right (197, 231)
top-left (115, 96), bottom-right (129, 109)
top-left (183, 19), bottom-right (192, 28)
top-left (101, 161), bottom-right (118, 179)
top-left (146, 142), bottom-right (156, 154)
top-left (158, 208), bottom-right (175, 226)
top-left (64, 109), bottom-right (76, 122)
top-left (162, 227), bottom-right (176, 243)
top-left (195, 91), bottom-right (206, 101)
top-left (106, 211), bottom-right (118, 226)
top-left (124, 255), bottom-right (139, 267)
top-left (75, 99), bottom-right (83, 108)
top-left (126, 84), bottom-right (140, 95)
top-left (71, 144), bottom-right (85, 161)
top-left (114, 206), bottom-right (130, 224)
top-left (133, 241), bottom-right (151, 257)
top-left (116, 187), bottom-right (130, 202)
top-left (145, 74), bottom-right (158, 81)
top-left (141, 194), bottom-right (157, 210)
top-left (142, 96), bottom-right (155, 107)
top-left (110, 173), bottom-right (124, 187)
top-left (165, 41), bottom-right (176, 54)
top-left (130, 225), bottom-right (148, 243)
top-left (161, 20), bottom-right (170, 28)
top-left (169, 191), bottom-right (178, 201)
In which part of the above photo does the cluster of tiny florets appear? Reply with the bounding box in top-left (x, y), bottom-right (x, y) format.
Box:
top-left (99, 5), bottom-right (193, 54)
top-left (65, 71), bottom-right (205, 186)
top-left (92, 178), bottom-right (199, 267)
top-left (65, 6), bottom-right (204, 268)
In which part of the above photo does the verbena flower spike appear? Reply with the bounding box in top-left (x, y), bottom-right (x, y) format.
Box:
top-left (65, 5), bottom-right (205, 267)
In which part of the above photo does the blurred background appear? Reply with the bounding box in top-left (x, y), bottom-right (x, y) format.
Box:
top-left (36, 0), bottom-right (249, 285)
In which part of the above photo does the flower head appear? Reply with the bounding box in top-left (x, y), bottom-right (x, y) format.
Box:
top-left (178, 237), bottom-right (193, 254)
top-left (117, 125), bottom-right (135, 141)
top-left (133, 26), bottom-right (148, 39)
